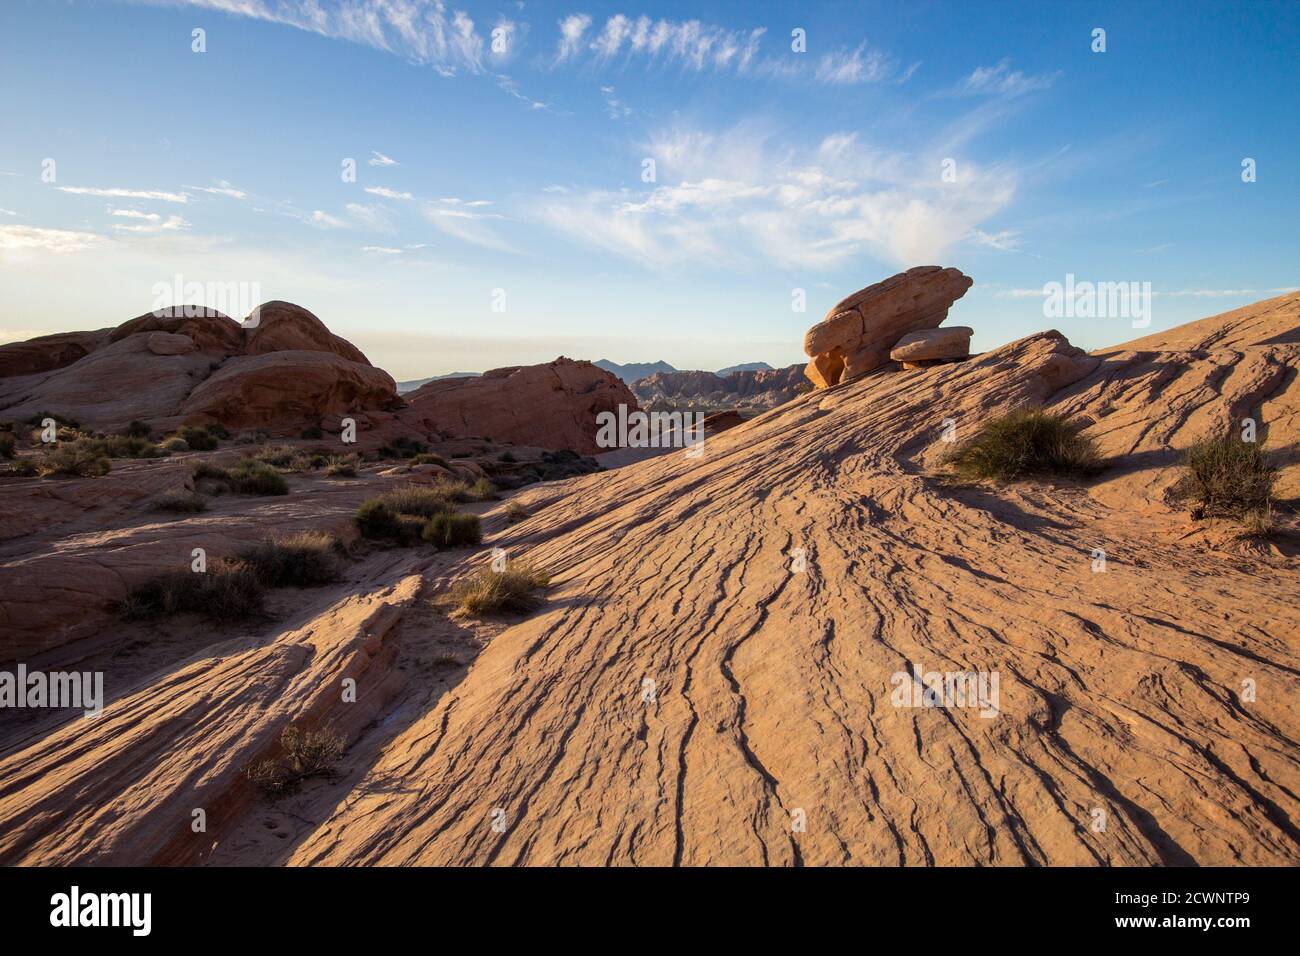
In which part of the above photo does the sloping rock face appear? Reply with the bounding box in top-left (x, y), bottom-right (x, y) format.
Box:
top-left (180, 351), bottom-right (398, 430)
top-left (890, 326), bottom-right (973, 362)
top-left (804, 266), bottom-right (973, 388)
top-left (635, 370), bottom-right (727, 398)
top-left (0, 330), bottom-right (112, 378)
top-left (399, 357), bottom-right (637, 454)
top-left (0, 303), bottom-right (392, 435)
top-left (0, 296), bottom-right (1297, 867)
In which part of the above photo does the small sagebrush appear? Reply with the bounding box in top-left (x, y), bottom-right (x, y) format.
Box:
top-left (421, 511), bottom-right (482, 547)
top-left (121, 559), bottom-right (264, 621)
top-left (1179, 435), bottom-right (1278, 519)
top-left (150, 492), bottom-right (207, 513)
top-left (173, 426), bottom-right (219, 451)
top-left (451, 558), bottom-right (550, 616)
top-left (36, 441), bottom-right (112, 478)
top-left (0, 433), bottom-right (14, 460)
top-left (246, 723), bottom-right (345, 795)
top-left (193, 459), bottom-right (289, 495)
top-left (504, 501), bottom-right (529, 523)
top-left (325, 454), bottom-right (358, 477)
top-left (237, 531), bottom-right (342, 587)
top-left (943, 409), bottom-right (1102, 482)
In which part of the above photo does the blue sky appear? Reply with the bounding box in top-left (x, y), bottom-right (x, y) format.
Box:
top-left (1, 0), bottom-right (1296, 378)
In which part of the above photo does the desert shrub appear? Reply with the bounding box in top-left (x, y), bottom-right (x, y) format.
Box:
top-left (36, 441), bottom-right (111, 478)
top-left (943, 409), bottom-right (1102, 482)
top-left (1180, 435), bottom-right (1278, 519)
top-left (160, 436), bottom-right (189, 452)
top-left (410, 452), bottom-right (447, 467)
top-left (252, 445), bottom-right (324, 473)
top-left (121, 559), bottom-right (264, 621)
top-left (246, 723), bottom-right (344, 795)
top-left (378, 483), bottom-right (460, 517)
top-left (0, 433), bottom-right (14, 460)
top-left (175, 426), bottom-right (218, 451)
top-left (451, 558), bottom-right (550, 616)
top-left (25, 411), bottom-right (79, 429)
top-left (421, 511), bottom-right (482, 547)
top-left (193, 459), bottom-right (289, 495)
top-left (468, 477), bottom-right (498, 501)
top-left (228, 459), bottom-right (289, 495)
top-left (300, 425), bottom-right (324, 440)
top-left (125, 420), bottom-right (152, 438)
top-left (325, 454), bottom-right (358, 477)
top-left (4, 459), bottom-right (38, 477)
top-left (498, 450), bottom-right (517, 463)
top-left (150, 492), bottom-right (207, 513)
top-left (205, 423), bottom-right (230, 440)
top-left (504, 501), bottom-right (529, 523)
top-left (82, 435), bottom-right (168, 459)
top-left (377, 436), bottom-right (427, 459)
top-left (238, 531), bottom-right (342, 587)
top-left (355, 499), bottom-right (408, 542)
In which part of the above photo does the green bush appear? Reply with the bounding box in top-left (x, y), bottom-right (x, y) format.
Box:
top-left (300, 425), bottom-right (324, 440)
top-left (237, 531), bottom-right (342, 587)
top-left (81, 435), bottom-right (168, 459)
top-left (504, 501), bottom-right (529, 523)
top-left (5, 458), bottom-right (37, 477)
top-left (410, 452), bottom-right (447, 467)
top-left (1180, 435), bottom-right (1278, 520)
top-left (377, 483), bottom-right (460, 517)
top-left (325, 454), bottom-right (358, 477)
top-left (36, 440), bottom-right (112, 477)
top-left (377, 436), bottom-right (427, 459)
top-left (125, 420), bottom-right (152, 438)
top-left (451, 558), bottom-right (550, 616)
top-left (205, 423), bottom-right (230, 440)
top-left (421, 511), bottom-right (482, 547)
top-left (175, 426), bottom-right (218, 451)
top-left (26, 411), bottom-right (79, 429)
top-left (228, 459), bottom-right (288, 495)
top-left (355, 499), bottom-right (409, 542)
top-left (468, 477), bottom-right (498, 501)
top-left (0, 433), bottom-right (14, 460)
top-left (160, 436), bottom-right (189, 452)
top-left (943, 409), bottom-right (1102, 482)
top-left (150, 492), bottom-right (207, 513)
top-left (121, 560), bottom-right (264, 621)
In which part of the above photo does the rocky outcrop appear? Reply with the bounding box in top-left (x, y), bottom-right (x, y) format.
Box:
top-left (632, 363), bottom-right (806, 411)
top-left (399, 357), bottom-right (636, 454)
top-left (0, 303), bottom-right (391, 435)
top-left (180, 351), bottom-right (398, 430)
top-left (804, 266), bottom-right (973, 388)
top-left (890, 326), bottom-right (973, 362)
top-left (0, 329), bottom-right (111, 378)
top-left (243, 301), bottom-right (372, 365)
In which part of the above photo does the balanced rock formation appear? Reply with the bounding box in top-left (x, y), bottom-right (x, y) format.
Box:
top-left (0, 303), bottom-right (395, 435)
top-left (804, 266), bottom-right (973, 388)
top-left (890, 326), bottom-right (973, 363)
top-left (399, 357), bottom-right (636, 455)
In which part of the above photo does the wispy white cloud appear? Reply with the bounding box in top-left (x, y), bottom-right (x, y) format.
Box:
top-left (955, 59), bottom-right (1059, 97)
top-left (0, 208), bottom-right (19, 217)
top-left (600, 85), bottom-right (632, 119)
top-left (555, 13), bottom-right (592, 63)
top-left (0, 224), bottom-right (105, 253)
top-left (185, 180), bottom-right (248, 199)
top-left (362, 245), bottom-right (403, 254)
top-left (965, 228), bottom-right (1021, 251)
top-left (421, 201), bottom-right (515, 252)
top-left (347, 202), bottom-right (395, 231)
top-left (55, 185), bottom-right (189, 203)
top-left (534, 125), bottom-right (1016, 269)
top-left (815, 43), bottom-right (892, 84)
top-left (112, 213), bottom-right (190, 234)
top-left (365, 185), bottom-right (413, 200)
top-left (309, 209), bottom-right (347, 229)
top-left (369, 150), bottom-right (399, 167)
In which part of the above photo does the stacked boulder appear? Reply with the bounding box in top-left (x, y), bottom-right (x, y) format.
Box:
top-left (802, 266), bottom-right (974, 388)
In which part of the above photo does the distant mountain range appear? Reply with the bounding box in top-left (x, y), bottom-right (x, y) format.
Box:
top-left (395, 371), bottom-right (479, 394)
top-left (595, 359), bottom-right (775, 383)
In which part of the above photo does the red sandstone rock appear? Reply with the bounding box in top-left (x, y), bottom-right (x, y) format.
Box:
top-left (399, 357), bottom-right (637, 454)
top-left (0, 329), bottom-right (111, 378)
top-left (804, 266), bottom-right (973, 387)
top-left (890, 326), bottom-right (973, 362)
top-left (243, 301), bottom-right (372, 365)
